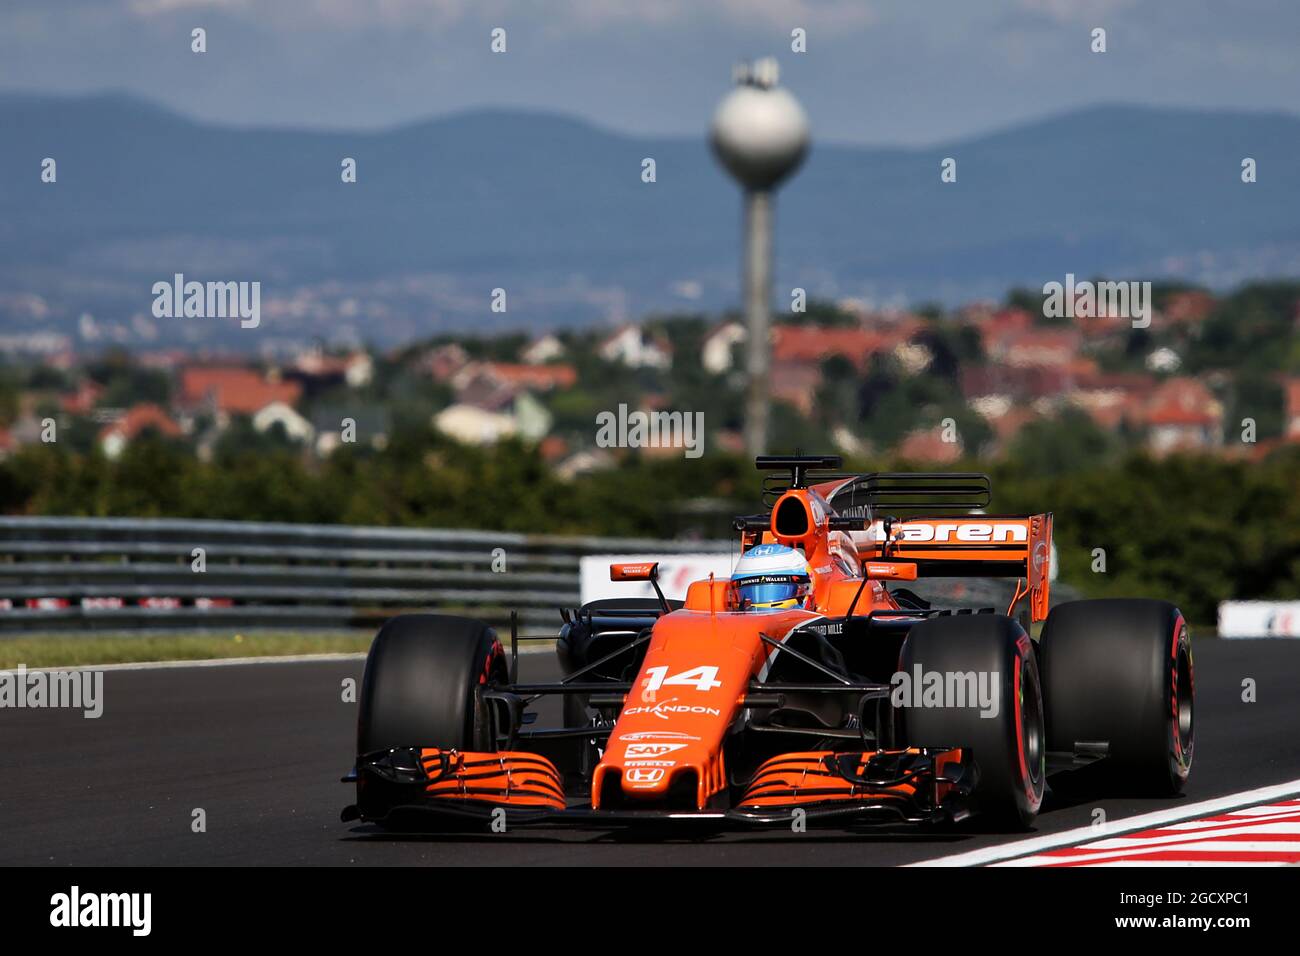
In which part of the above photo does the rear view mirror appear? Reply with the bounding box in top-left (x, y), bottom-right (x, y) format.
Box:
top-left (610, 561), bottom-right (659, 582)
top-left (609, 561), bottom-right (670, 614)
top-left (864, 561), bottom-right (918, 581)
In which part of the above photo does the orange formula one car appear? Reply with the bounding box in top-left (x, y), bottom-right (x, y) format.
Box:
top-left (343, 455), bottom-right (1194, 831)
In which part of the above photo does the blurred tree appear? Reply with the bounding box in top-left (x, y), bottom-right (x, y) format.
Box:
top-left (1186, 281), bottom-right (1300, 374)
top-left (1005, 408), bottom-right (1124, 476)
top-left (1223, 374), bottom-right (1284, 441)
top-left (1004, 286), bottom-right (1045, 316)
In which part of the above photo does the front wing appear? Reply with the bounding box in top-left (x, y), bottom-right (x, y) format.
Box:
top-left (342, 746), bottom-right (977, 829)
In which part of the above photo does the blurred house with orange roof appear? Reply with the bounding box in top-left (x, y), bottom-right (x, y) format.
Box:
top-left (99, 403), bottom-right (182, 459)
top-left (1141, 378), bottom-right (1223, 455)
top-left (896, 427), bottom-right (963, 464)
top-left (1161, 290), bottom-right (1216, 327)
top-left (178, 366), bottom-right (303, 419)
top-left (1284, 378), bottom-right (1300, 443)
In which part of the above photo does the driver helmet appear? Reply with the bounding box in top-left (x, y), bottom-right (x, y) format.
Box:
top-left (732, 543), bottom-right (812, 611)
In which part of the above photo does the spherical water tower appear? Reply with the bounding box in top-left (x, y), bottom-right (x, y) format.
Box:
top-left (710, 58), bottom-right (809, 457)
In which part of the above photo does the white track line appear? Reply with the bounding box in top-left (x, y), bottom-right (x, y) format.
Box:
top-left (10, 640), bottom-right (558, 673)
top-left (22, 652), bottom-right (369, 673)
top-left (1056, 822), bottom-right (1300, 851)
top-left (909, 777), bottom-right (1300, 867)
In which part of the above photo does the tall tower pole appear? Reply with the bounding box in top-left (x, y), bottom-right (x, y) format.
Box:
top-left (710, 58), bottom-right (809, 458)
top-left (742, 190), bottom-right (773, 457)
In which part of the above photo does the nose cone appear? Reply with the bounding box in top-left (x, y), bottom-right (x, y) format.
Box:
top-left (711, 85), bottom-right (810, 191)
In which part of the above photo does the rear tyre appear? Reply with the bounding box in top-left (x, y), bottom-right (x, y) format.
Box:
top-left (357, 614), bottom-right (505, 756)
top-left (1040, 599), bottom-right (1193, 796)
top-left (898, 614), bottom-right (1046, 829)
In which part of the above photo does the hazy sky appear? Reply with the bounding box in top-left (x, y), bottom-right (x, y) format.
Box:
top-left (3, 0), bottom-right (1298, 144)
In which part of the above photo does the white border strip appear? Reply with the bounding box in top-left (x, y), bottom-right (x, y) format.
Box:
top-left (21, 652), bottom-right (369, 674)
top-left (910, 777), bottom-right (1300, 867)
top-left (15, 639), bottom-right (559, 674)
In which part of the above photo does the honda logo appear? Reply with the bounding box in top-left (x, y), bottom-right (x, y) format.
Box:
top-left (624, 767), bottom-right (665, 785)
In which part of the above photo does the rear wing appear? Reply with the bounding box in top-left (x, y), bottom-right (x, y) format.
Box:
top-left (847, 514), bottom-right (1053, 622)
top-left (815, 470), bottom-right (1051, 622)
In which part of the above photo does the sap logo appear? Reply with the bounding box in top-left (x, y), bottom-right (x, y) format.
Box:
top-left (622, 698), bottom-right (722, 721)
top-left (625, 767), bottom-right (665, 786)
top-left (625, 743), bottom-right (687, 758)
top-left (868, 521), bottom-right (1028, 544)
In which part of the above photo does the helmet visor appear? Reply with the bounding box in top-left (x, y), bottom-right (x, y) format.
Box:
top-left (735, 574), bottom-right (807, 609)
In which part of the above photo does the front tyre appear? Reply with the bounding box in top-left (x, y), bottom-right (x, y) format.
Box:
top-left (357, 613), bottom-right (505, 756)
top-left (899, 614), bottom-right (1046, 829)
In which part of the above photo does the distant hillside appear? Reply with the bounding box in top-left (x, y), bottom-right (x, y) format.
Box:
top-left (1, 92), bottom-right (1298, 347)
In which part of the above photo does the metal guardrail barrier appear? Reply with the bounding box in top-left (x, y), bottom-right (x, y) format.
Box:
top-left (0, 517), bottom-right (733, 637)
top-left (0, 517), bottom-right (1076, 638)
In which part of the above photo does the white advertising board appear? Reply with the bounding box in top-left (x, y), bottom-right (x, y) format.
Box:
top-left (579, 554), bottom-right (735, 605)
top-left (1218, 601), bottom-right (1300, 638)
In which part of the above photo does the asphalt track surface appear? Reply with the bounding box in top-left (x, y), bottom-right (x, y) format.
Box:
top-left (2, 638), bottom-right (1298, 866)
